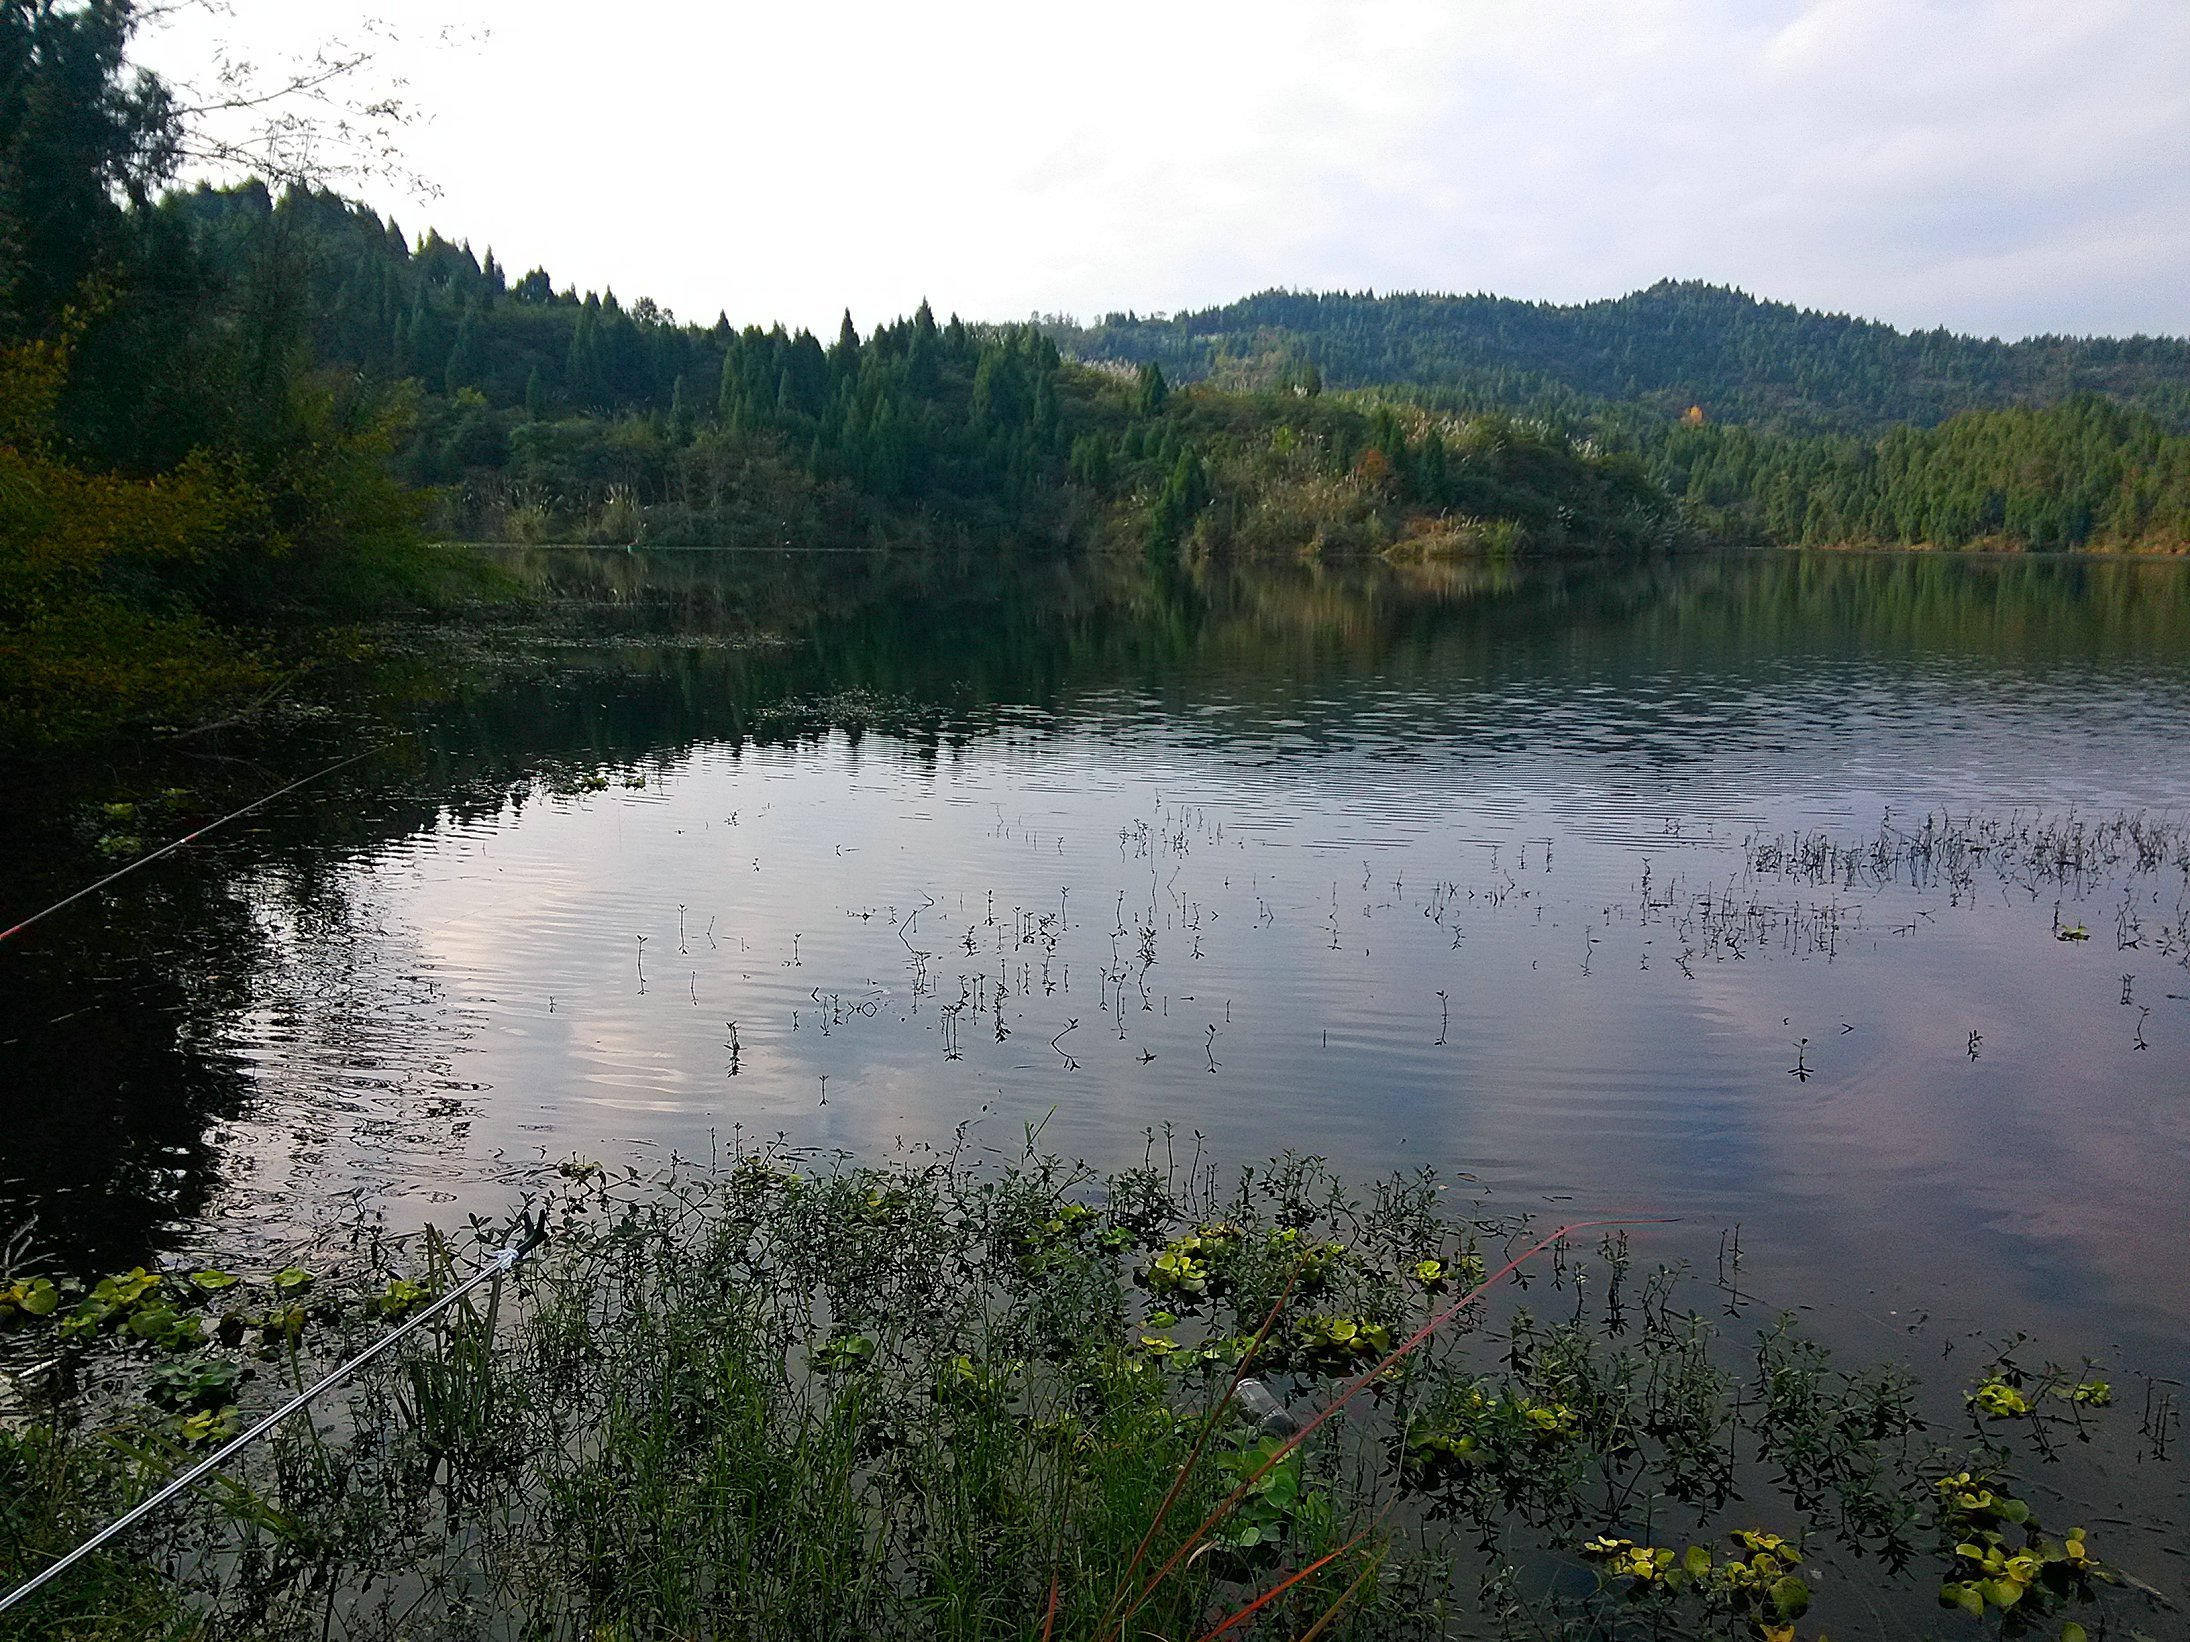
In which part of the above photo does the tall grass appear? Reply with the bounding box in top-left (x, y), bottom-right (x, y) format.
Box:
top-left (0, 1143), bottom-right (2163, 1640)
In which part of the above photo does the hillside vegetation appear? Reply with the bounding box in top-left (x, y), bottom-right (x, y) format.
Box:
top-left (1050, 287), bottom-right (2190, 554)
top-left (6, 2), bottom-right (2186, 749)
top-left (0, 11), bottom-right (1675, 750)
top-left (152, 186), bottom-right (1669, 559)
top-left (1048, 283), bottom-right (2190, 436)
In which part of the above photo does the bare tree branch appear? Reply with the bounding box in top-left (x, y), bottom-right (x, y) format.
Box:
top-left (137, 1), bottom-right (484, 198)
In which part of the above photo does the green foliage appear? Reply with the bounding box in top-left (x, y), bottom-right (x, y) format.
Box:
top-left (0, 1429), bottom-right (197, 1640)
top-left (1048, 283), bottom-right (2190, 439)
top-left (1581, 1529), bottom-right (1811, 1641)
top-left (1933, 1472), bottom-right (2116, 1630)
top-left (0, 14), bottom-right (450, 747)
top-left (0, 0), bottom-right (179, 345)
top-left (1660, 395), bottom-right (2190, 551)
top-left (1207, 1433), bottom-right (1332, 1569)
top-left (1051, 290), bottom-right (2190, 553)
top-left (0, 1152), bottom-right (2167, 1641)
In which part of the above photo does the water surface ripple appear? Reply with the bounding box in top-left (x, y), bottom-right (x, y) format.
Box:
top-left (5, 550), bottom-right (2187, 1373)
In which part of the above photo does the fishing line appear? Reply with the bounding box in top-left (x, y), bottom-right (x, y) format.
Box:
top-left (0, 1213), bottom-right (547, 1616)
top-left (0, 746), bottom-right (385, 947)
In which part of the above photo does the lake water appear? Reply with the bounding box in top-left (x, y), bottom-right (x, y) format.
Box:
top-left (4, 549), bottom-right (2188, 1384)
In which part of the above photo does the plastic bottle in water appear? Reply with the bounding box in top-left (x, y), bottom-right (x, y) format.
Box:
top-left (1234, 1376), bottom-right (1300, 1438)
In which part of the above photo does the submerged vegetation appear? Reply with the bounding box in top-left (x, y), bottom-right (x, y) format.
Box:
top-left (0, 1146), bottom-right (2174, 1640)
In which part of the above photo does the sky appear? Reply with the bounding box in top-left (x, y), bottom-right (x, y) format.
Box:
top-left (138, 0), bottom-right (2190, 341)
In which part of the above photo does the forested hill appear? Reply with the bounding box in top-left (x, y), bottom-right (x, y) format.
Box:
top-left (1045, 284), bottom-right (2190, 436)
top-left (8, 0), bottom-right (2186, 752)
top-left (3, 156), bottom-right (1675, 740)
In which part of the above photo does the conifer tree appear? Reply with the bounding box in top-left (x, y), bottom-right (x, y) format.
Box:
top-left (1136, 360), bottom-right (1169, 416)
top-left (830, 310), bottom-right (860, 381)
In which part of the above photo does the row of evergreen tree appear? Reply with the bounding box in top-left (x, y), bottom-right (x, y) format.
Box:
top-left (33, 158), bottom-right (2190, 566)
top-left (1641, 395), bottom-right (2190, 550)
top-left (1050, 283), bottom-right (2190, 439)
top-left (1051, 286), bottom-right (2190, 550)
top-left (151, 185), bottom-right (1684, 557)
top-left (166, 185), bottom-right (1100, 519)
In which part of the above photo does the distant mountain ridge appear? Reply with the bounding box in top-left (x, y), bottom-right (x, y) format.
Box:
top-left (1043, 281), bottom-right (2190, 437)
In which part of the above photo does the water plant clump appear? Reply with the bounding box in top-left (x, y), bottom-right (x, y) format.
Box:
top-left (0, 1145), bottom-right (2173, 1641)
top-left (1742, 809), bottom-right (2190, 907)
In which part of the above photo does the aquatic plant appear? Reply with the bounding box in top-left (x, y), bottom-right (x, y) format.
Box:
top-left (0, 1147), bottom-right (2170, 1641)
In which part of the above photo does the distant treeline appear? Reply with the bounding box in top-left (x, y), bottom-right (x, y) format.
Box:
top-left (1051, 287), bottom-right (2190, 553)
top-left (148, 183), bottom-right (1673, 562)
top-left (1644, 397), bottom-right (2190, 550)
top-left (6, 0), bottom-right (2185, 746)
top-left (2, 0), bottom-right (1666, 750)
top-left (1048, 284), bottom-right (2190, 437)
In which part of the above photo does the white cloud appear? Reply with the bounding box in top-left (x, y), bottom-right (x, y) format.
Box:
top-left (138, 0), bottom-right (2190, 338)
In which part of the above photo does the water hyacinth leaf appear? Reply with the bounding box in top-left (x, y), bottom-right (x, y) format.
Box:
top-left (178, 1406), bottom-right (241, 1444)
top-left (18, 1278), bottom-right (60, 1316)
top-left (812, 1332), bottom-right (877, 1372)
top-left (191, 1269), bottom-right (241, 1292)
top-left (1971, 1379), bottom-right (2033, 1418)
top-left (1942, 1581), bottom-right (1987, 1617)
top-left (1769, 1574), bottom-right (1810, 1620)
top-left (377, 1277), bottom-right (435, 1316)
top-left (149, 1355), bottom-right (243, 1409)
top-left (96, 1267), bottom-right (162, 1306)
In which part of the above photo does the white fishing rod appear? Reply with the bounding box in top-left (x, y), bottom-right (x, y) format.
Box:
top-left (0, 1213), bottom-right (548, 1616)
top-left (0, 746), bottom-right (384, 947)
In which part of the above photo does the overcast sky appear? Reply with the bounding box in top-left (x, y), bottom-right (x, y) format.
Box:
top-left (140, 0), bottom-right (2190, 340)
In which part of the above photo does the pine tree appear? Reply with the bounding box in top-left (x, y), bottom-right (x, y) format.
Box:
top-left (567, 310), bottom-right (600, 405)
top-left (830, 310), bottom-right (861, 382)
top-left (718, 344), bottom-right (745, 427)
top-left (1136, 361), bottom-right (1169, 416)
top-left (445, 308), bottom-right (482, 395)
top-left (1069, 432), bottom-right (1113, 490)
top-left (1145, 445), bottom-right (1206, 558)
top-left (1419, 428), bottom-right (1449, 504)
top-left (908, 299), bottom-right (941, 396)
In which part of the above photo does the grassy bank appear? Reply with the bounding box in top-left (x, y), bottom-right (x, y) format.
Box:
top-left (0, 1144), bottom-right (2168, 1641)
